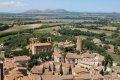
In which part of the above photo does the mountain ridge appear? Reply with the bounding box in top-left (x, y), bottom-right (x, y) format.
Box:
top-left (23, 9), bottom-right (69, 14)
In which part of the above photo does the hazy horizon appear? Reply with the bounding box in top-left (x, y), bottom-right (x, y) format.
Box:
top-left (0, 0), bottom-right (120, 13)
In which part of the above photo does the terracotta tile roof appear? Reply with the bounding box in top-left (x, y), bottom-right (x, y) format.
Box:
top-left (96, 66), bottom-right (104, 71)
top-left (4, 58), bottom-right (17, 70)
top-left (81, 53), bottom-right (94, 58)
top-left (31, 65), bottom-right (43, 74)
top-left (43, 62), bottom-right (50, 68)
top-left (73, 67), bottom-right (88, 73)
top-left (110, 73), bottom-right (119, 79)
top-left (98, 56), bottom-right (105, 61)
top-left (41, 75), bottom-right (73, 80)
top-left (61, 75), bottom-right (73, 79)
top-left (14, 56), bottom-right (30, 62)
top-left (58, 40), bottom-right (75, 48)
top-left (5, 69), bottom-right (24, 80)
top-left (78, 74), bottom-right (91, 80)
top-left (104, 75), bottom-right (111, 79)
top-left (32, 42), bottom-right (52, 47)
top-left (91, 72), bottom-right (104, 79)
top-left (20, 76), bottom-right (31, 80)
top-left (62, 63), bottom-right (70, 67)
top-left (21, 75), bottom-right (37, 80)
top-left (112, 66), bottom-right (120, 72)
top-left (104, 73), bottom-right (119, 79)
top-left (32, 74), bottom-right (41, 80)
top-left (66, 53), bottom-right (81, 59)
top-left (54, 62), bottom-right (62, 65)
top-left (53, 51), bottom-right (62, 58)
top-left (41, 75), bottom-right (61, 80)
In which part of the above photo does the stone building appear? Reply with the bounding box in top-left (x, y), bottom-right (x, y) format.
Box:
top-left (29, 38), bottom-right (39, 44)
top-left (53, 50), bottom-right (81, 64)
top-left (65, 53), bottom-right (81, 64)
top-left (77, 52), bottom-right (105, 69)
top-left (31, 65), bottom-right (44, 75)
top-left (93, 38), bottom-right (102, 46)
top-left (0, 51), bottom-right (5, 58)
top-left (28, 42), bottom-right (53, 54)
top-left (62, 63), bottom-right (71, 75)
top-left (54, 62), bottom-right (62, 75)
top-left (72, 67), bottom-right (89, 76)
top-left (58, 40), bottom-right (75, 48)
top-left (76, 37), bottom-right (82, 52)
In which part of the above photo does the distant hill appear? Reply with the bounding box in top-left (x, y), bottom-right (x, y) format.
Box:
top-left (24, 9), bottom-right (69, 14)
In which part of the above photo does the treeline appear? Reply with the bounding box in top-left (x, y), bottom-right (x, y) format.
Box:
top-left (58, 28), bottom-right (106, 38)
top-left (16, 21), bottom-right (42, 25)
top-left (0, 24), bottom-right (9, 31)
top-left (0, 29), bottom-right (34, 38)
top-left (12, 49), bottom-right (29, 56)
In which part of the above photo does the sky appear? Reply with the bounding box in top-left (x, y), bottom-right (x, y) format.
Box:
top-left (0, 0), bottom-right (120, 13)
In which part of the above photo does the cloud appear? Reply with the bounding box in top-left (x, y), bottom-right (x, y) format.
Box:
top-left (0, 1), bottom-right (24, 7)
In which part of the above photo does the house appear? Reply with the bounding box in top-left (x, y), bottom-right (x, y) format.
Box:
top-left (61, 75), bottom-right (73, 80)
top-left (53, 52), bottom-right (81, 63)
top-left (53, 49), bottom-right (81, 63)
top-left (77, 52), bottom-right (104, 69)
top-left (28, 42), bottom-right (53, 54)
top-left (13, 56), bottom-right (30, 63)
top-left (0, 43), bottom-right (4, 49)
top-left (104, 73), bottom-right (120, 80)
top-left (54, 62), bottom-right (62, 75)
top-left (93, 38), bottom-right (102, 46)
top-left (58, 40), bottom-right (75, 48)
top-left (41, 75), bottom-right (73, 80)
top-left (53, 48), bottom-right (63, 62)
top-left (0, 51), bottom-right (5, 58)
top-left (20, 76), bottom-right (35, 80)
top-left (90, 69), bottom-right (104, 80)
top-left (62, 63), bottom-right (71, 75)
top-left (31, 65), bottom-right (44, 75)
top-left (5, 67), bottom-right (26, 80)
top-left (43, 62), bottom-right (53, 75)
top-left (4, 58), bottom-right (17, 74)
top-left (72, 67), bottom-right (89, 76)
top-left (65, 53), bottom-right (81, 63)
top-left (72, 67), bottom-right (92, 80)
top-left (112, 66), bottom-right (120, 73)
top-left (32, 74), bottom-right (42, 80)
top-left (29, 38), bottom-right (39, 43)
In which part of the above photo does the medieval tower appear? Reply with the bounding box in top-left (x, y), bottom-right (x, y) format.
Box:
top-left (76, 37), bottom-right (82, 52)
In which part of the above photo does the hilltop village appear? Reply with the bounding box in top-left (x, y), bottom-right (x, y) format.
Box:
top-left (0, 11), bottom-right (120, 80)
top-left (0, 33), bottom-right (119, 80)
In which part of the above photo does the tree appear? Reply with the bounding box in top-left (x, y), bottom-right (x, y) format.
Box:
top-left (114, 45), bottom-right (119, 54)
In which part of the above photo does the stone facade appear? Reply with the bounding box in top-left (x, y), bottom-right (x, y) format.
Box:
top-left (29, 42), bottom-right (53, 54)
top-left (76, 37), bottom-right (82, 52)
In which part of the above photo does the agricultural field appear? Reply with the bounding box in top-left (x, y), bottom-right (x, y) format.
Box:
top-left (73, 28), bottom-right (113, 36)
